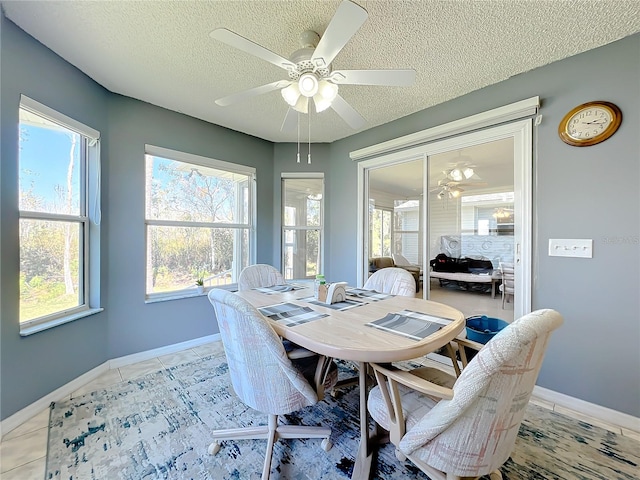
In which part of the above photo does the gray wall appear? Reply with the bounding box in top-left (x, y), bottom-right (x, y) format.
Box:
top-left (105, 95), bottom-right (274, 359)
top-left (1, 15), bottom-right (110, 418)
top-left (0, 15), bottom-right (275, 419)
top-left (2, 10), bottom-right (638, 421)
top-left (327, 35), bottom-right (640, 417)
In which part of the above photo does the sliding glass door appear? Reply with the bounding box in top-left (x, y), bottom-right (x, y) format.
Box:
top-left (357, 120), bottom-right (532, 318)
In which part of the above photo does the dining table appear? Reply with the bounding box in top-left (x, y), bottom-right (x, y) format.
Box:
top-left (235, 283), bottom-right (465, 480)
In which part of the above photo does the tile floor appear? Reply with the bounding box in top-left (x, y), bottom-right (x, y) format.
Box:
top-left (1, 339), bottom-right (637, 480)
top-left (0, 342), bottom-right (223, 480)
top-left (423, 279), bottom-right (514, 322)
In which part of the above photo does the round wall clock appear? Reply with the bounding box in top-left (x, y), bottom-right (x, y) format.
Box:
top-left (558, 101), bottom-right (622, 146)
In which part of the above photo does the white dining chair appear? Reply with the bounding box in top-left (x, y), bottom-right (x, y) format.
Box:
top-left (207, 289), bottom-right (338, 479)
top-left (499, 262), bottom-right (515, 309)
top-left (238, 264), bottom-right (286, 291)
top-left (367, 309), bottom-right (563, 480)
top-left (364, 267), bottom-right (416, 297)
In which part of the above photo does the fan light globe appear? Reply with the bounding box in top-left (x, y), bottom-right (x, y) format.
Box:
top-left (294, 95), bottom-right (309, 114)
top-left (450, 168), bottom-right (463, 181)
top-left (449, 187), bottom-right (463, 198)
top-left (313, 80), bottom-right (339, 112)
top-left (298, 73), bottom-right (319, 97)
top-left (281, 83), bottom-right (301, 107)
top-left (463, 167), bottom-right (474, 179)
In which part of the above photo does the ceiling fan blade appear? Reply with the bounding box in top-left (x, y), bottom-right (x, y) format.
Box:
top-left (330, 69), bottom-right (416, 86)
top-left (330, 94), bottom-right (366, 130)
top-left (280, 107), bottom-right (297, 132)
top-left (210, 28), bottom-right (295, 71)
top-left (311, 0), bottom-right (368, 68)
top-left (215, 80), bottom-right (291, 107)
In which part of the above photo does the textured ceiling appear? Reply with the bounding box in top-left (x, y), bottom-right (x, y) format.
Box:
top-left (3, 0), bottom-right (640, 143)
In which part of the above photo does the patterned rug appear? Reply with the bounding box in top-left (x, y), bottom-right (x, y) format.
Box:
top-left (45, 351), bottom-right (639, 480)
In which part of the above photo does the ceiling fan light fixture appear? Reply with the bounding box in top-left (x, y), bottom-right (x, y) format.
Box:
top-left (450, 168), bottom-right (463, 181)
top-left (298, 73), bottom-right (319, 97)
top-left (281, 83), bottom-right (300, 107)
top-left (449, 186), bottom-right (463, 198)
top-left (313, 80), bottom-right (339, 112)
top-left (463, 167), bottom-right (474, 179)
top-left (293, 95), bottom-right (309, 114)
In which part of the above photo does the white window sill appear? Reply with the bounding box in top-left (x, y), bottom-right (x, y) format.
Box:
top-left (20, 307), bottom-right (104, 337)
top-left (145, 284), bottom-right (238, 304)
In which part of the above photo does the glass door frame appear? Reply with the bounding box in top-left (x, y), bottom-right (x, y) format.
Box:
top-left (357, 119), bottom-right (533, 317)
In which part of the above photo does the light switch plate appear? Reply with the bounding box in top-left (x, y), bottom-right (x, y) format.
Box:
top-left (548, 239), bottom-right (593, 258)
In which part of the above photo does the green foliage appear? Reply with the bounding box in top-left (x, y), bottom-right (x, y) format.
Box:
top-left (147, 157), bottom-right (244, 292)
top-left (29, 275), bottom-right (45, 288)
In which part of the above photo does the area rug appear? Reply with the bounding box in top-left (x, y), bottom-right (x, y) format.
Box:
top-left (45, 352), bottom-right (639, 480)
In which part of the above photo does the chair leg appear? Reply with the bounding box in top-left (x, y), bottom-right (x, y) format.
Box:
top-left (261, 415), bottom-right (278, 480)
top-left (210, 413), bottom-right (332, 479)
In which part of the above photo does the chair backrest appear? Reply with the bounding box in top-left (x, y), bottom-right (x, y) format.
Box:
top-left (238, 264), bottom-right (285, 291)
top-left (392, 253), bottom-right (412, 267)
top-left (399, 309), bottom-right (563, 477)
top-left (500, 262), bottom-right (515, 292)
top-left (208, 289), bottom-right (319, 415)
top-left (363, 267), bottom-right (416, 297)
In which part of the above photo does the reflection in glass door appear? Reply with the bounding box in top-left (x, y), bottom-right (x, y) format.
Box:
top-left (427, 139), bottom-right (515, 321)
top-left (366, 158), bottom-right (424, 286)
top-left (358, 119), bottom-right (532, 317)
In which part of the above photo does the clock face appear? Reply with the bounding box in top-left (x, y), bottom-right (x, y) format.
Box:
top-left (566, 107), bottom-right (611, 140)
top-left (558, 101), bottom-right (622, 146)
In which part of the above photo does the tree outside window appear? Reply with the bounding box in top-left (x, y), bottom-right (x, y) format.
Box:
top-left (145, 148), bottom-right (254, 296)
top-left (18, 101), bottom-right (99, 328)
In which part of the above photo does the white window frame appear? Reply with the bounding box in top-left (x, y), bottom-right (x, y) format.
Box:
top-left (281, 172), bottom-right (324, 280)
top-left (18, 95), bottom-right (102, 336)
top-left (144, 145), bottom-right (256, 301)
top-left (369, 205), bottom-right (393, 258)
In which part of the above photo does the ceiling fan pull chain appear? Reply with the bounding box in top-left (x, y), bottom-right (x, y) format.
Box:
top-left (307, 110), bottom-right (312, 164)
top-left (296, 111), bottom-right (301, 163)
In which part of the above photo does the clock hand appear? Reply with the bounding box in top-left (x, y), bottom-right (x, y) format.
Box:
top-left (582, 120), bottom-right (606, 125)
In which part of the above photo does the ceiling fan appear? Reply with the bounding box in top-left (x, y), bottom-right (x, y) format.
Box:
top-left (210, 0), bottom-right (416, 131)
top-left (430, 176), bottom-right (487, 199)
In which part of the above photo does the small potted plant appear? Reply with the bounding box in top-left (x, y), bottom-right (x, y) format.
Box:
top-left (195, 276), bottom-right (205, 294)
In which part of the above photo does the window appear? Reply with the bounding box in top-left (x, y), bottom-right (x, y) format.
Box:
top-left (145, 146), bottom-right (255, 298)
top-left (18, 96), bottom-right (101, 334)
top-left (282, 174), bottom-right (323, 280)
top-left (461, 192), bottom-right (514, 236)
top-left (394, 199), bottom-right (421, 264)
top-left (369, 203), bottom-right (392, 258)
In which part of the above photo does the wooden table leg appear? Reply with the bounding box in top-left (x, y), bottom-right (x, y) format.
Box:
top-left (351, 362), bottom-right (373, 479)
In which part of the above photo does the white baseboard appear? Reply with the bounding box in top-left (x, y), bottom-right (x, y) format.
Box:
top-left (108, 334), bottom-right (219, 368)
top-left (532, 385), bottom-right (640, 434)
top-left (1, 333), bottom-right (221, 439)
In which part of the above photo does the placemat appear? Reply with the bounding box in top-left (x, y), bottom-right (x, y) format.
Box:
top-left (259, 302), bottom-right (328, 326)
top-left (367, 309), bottom-right (453, 340)
top-left (346, 288), bottom-right (394, 301)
